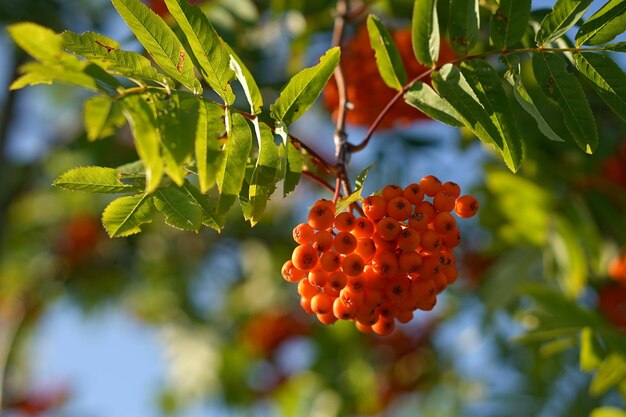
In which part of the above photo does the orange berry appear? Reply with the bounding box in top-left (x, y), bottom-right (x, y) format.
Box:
top-left (315, 199), bottom-right (337, 215)
top-left (609, 256), bottom-right (626, 281)
top-left (308, 266), bottom-right (329, 287)
top-left (372, 317), bottom-right (395, 336)
top-left (397, 227), bottom-right (421, 251)
top-left (292, 244), bottom-right (319, 271)
top-left (454, 195), bottom-right (479, 218)
top-left (311, 293), bottom-right (333, 314)
top-left (442, 181), bottom-right (461, 198)
top-left (298, 278), bottom-right (319, 298)
top-left (432, 211), bottom-right (457, 234)
top-left (415, 295), bottom-right (437, 311)
top-left (410, 279), bottom-right (436, 300)
top-left (372, 232), bottom-right (397, 252)
top-left (382, 184), bottom-right (403, 201)
top-left (420, 229), bottom-right (442, 253)
top-left (372, 251), bottom-right (399, 277)
top-left (347, 273), bottom-right (366, 292)
top-left (362, 195), bottom-right (387, 220)
top-left (354, 238), bottom-right (376, 262)
top-left (434, 272), bottom-right (448, 293)
top-left (396, 310), bottom-right (413, 324)
top-left (408, 211), bottom-right (429, 231)
top-left (443, 265), bottom-right (458, 284)
top-left (442, 228), bottom-right (461, 249)
top-left (323, 284), bottom-right (340, 299)
top-left (420, 175), bottom-right (442, 197)
top-left (333, 297), bottom-right (357, 319)
top-left (282, 260), bottom-right (306, 282)
top-left (415, 201), bottom-right (436, 222)
top-left (384, 276), bottom-right (411, 303)
top-left (316, 312), bottom-right (338, 325)
top-left (433, 191), bottom-right (456, 212)
top-left (355, 321), bottom-right (373, 333)
top-left (342, 253), bottom-right (365, 276)
top-left (334, 231), bottom-right (358, 254)
top-left (293, 223), bottom-right (315, 244)
top-left (308, 203), bottom-right (335, 230)
top-left (363, 265), bottom-right (386, 290)
top-left (420, 254), bottom-right (441, 279)
top-left (300, 296), bottom-right (313, 313)
top-left (398, 250), bottom-right (422, 274)
top-left (327, 271), bottom-right (348, 291)
top-left (355, 306), bottom-right (379, 326)
top-left (340, 287), bottom-right (365, 306)
top-left (387, 196), bottom-right (412, 220)
top-left (363, 288), bottom-right (385, 308)
top-left (334, 211), bottom-right (356, 232)
top-left (320, 251), bottom-right (341, 272)
top-left (438, 251), bottom-right (455, 267)
top-left (353, 216), bottom-right (375, 238)
top-left (403, 183), bottom-right (424, 205)
top-left (376, 217), bottom-right (401, 241)
top-left (312, 230), bottom-right (334, 252)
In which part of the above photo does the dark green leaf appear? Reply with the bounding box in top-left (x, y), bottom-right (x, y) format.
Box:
top-left (216, 112), bottom-right (253, 215)
top-left (111, 0), bottom-right (202, 93)
top-left (537, 0), bottom-right (594, 45)
top-left (225, 42), bottom-right (263, 115)
top-left (461, 60), bottom-right (524, 171)
top-left (247, 121), bottom-right (280, 225)
top-left (61, 30), bottom-right (173, 88)
top-left (196, 101), bottom-right (226, 193)
top-left (270, 47), bottom-right (340, 125)
top-left (490, 0), bottom-right (531, 49)
top-left (603, 41), bottom-right (626, 50)
top-left (501, 54), bottom-right (566, 142)
top-left (366, 14), bottom-right (407, 91)
top-left (576, 0), bottom-right (626, 46)
top-left (121, 94), bottom-right (164, 192)
top-left (431, 64), bottom-right (504, 150)
top-left (53, 166), bottom-right (138, 193)
top-left (448, 0), bottom-right (480, 55)
top-left (412, 0), bottom-right (439, 66)
top-left (404, 81), bottom-right (464, 127)
top-left (532, 52), bottom-right (598, 153)
top-left (153, 186), bottom-right (202, 231)
top-left (181, 180), bottom-right (223, 231)
top-left (83, 96), bottom-right (125, 141)
top-left (276, 125), bottom-right (303, 197)
top-left (574, 52), bottom-right (626, 122)
top-left (163, 0), bottom-right (234, 103)
top-left (102, 194), bottom-right (154, 237)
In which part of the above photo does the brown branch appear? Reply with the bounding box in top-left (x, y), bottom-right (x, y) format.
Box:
top-left (302, 170), bottom-right (335, 194)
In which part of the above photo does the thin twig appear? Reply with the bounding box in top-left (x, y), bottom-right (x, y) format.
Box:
top-left (302, 170), bottom-right (335, 194)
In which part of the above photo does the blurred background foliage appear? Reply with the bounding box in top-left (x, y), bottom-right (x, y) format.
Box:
top-left (0, 0), bottom-right (625, 416)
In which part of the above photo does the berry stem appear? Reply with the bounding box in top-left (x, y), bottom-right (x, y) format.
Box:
top-left (302, 169), bottom-right (336, 194)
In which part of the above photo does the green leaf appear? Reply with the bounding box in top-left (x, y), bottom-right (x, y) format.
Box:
top-left (335, 163), bottom-right (375, 213)
top-left (448, 0), bottom-right (480, 55)
top-left (225, 42), bottom-right (263, 115)
top-left (53, 166), bottom-right (137, 193)
top-left (366, 14), bottom-right (407, 91)
top-left (163, 0), bottom-right (234, 103)
top-left (216, 112), bottom-right (253, 215)
top-left (412, 0), bottom-right (439, 67)
top-left (431, 64), bottom-right (504, 151)
top-left (195, 101), bottom-right (226, 193)
top-left (121, 94), bottom-right (164, 193)
top-left (574, 52), bottom-right (626, 122)
top-left (153, 186), bottom-right (202, 231)
top-left (532, 52), bottom-right (599, 153)
top-left (156, 92), bottom-right (200, 186)
top-left (355, 163), bottom-right (376, 190)
top-left (83, 96), bottom-right (125, 141)
top-left (181, 181), bottom-right (223, 231)
top-left (591, 407), bottom-right (626, 417)
top-left (7, 22), bottom-right (65, 63)
top-left (537, 0), bottom-right (594, 45)
top-left (270, 47), bottom-right (340, 125)
top-left (490, 0), bottom-right (531, 49)
top-left (247, 120), bottom-right (280, 225)
top-left (580, 327), bottom-right (603, 372)
top-left (61, 30), bottom-right (173, 88)
top-left (275, 124), bottom-right (303, 196)
top-left (549, 216), bottom-right (588, 298)
top-left (603, 41), bottom-right (626, 51)
top-left (102, 194), bottom-right (154, 237)
top-left (404, 81), bottom-right (464, 127)
top-left (111, 0), bottom-right (202, 93)
top-left (501, 54), bottom-right (566, 142)
top-left (576, 0), bottom-right (626, 46)
top-left (460, 60), bottom-right (524, 172)
top-left (589, 353), bottom-right (626, 396)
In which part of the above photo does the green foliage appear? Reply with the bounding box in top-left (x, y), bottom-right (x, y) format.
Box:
top-left (537, 0), bottom-right (594, 45)
top-left (448, 0), bottom-right (480, 55)
top-left (490, 0), bottom-right (531, 49)
top-left (366, 14), bottom-right (407, 91)
top-left (576, 0), bottom-right (626, 46)
top-left (404, 81), bottom-right (464, 127)
top-left (412, 0), bottom-right (439, 67)
top-left (53, 166), bottom-right (140, 193)
top-left (101, 194), bottom-right (154, 237)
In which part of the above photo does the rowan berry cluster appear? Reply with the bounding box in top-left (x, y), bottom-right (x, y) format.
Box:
top-left (282, 175), bottom-right (479, 336)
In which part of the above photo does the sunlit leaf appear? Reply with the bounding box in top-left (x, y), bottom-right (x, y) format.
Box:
top-left (412, 0), bottom-right (439, 66)
top-left (366, 14), bottom-right (407, 91)
top-left (591, 407), bottom-right (626, 417)
top-left (270, 47), bottom-right (340, 125)
top-left (576, 0), bottom-right (626, 46)
top-left (448, 0), bottom-right (480, 55)
top-left (404, 81), bottom-right (463, 127)
top-left (537, 0), bottom-right (594, 45)
top-left (163, 0), bottom-right (234, 103)
top-left (490, 0), bottom-right (531, 49)
top-left (580, 327), bottom-right (603, 372)
top-left (335, 164), bottom-right (375, 213)
top-left (83, 95), bottom-right (125, 141)
top-left (226, 42), bottom-right (263, 115)
top-left (121, 94), bottom-right (164, 193)
top-left (247, 120), bottom-right (280, 225)
top-left (53, 166), bottom-right (138, 193)
top-left (180, 181), bottom-right (223, 231)
top-left (102, 194), bottom-right (154, 237)
top-left (532, 52), bottom-right (598, 153)
top-left (574, 52), bottom-right (626, 122)
top-left (216, 112), bottom-right (252, 215)
top-left (589, 354), bottom-right (626, 396)
top-left (603, 41), bottom-right (626, 51)
top-left (153, 186), bottom-right (202, 231)
top-left (111, 0), bottom-right (202, 93)
top-left (196, 101), bottom-right (226, 194)
top-left (275, 124), bottom-right (303, 197)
